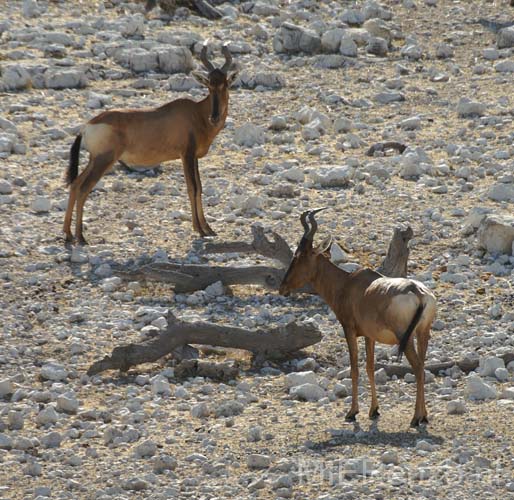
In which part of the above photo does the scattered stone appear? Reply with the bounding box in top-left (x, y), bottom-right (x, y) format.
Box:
top-left (247, 454), bottom-right (271, 469)
top-left (290, 383), bottom-right (325, 402)
top-left (465, 374), bottom-right (497, 400)
top-left (32, 197), bottom-right (51, 213)
top-left (447, 400), bottom-right (468, 415)
top-left (134, 440), bottom-right (157, 458)
top-left (477, 215), bottom-right (514, 255)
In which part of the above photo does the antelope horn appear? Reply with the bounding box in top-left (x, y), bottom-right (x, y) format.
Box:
top-left (221, 43), bottom-right (233, 73)
top-left (306, 207), bottom-right (327, 240)
top-left (200, 41), bottom-right (215, 72)
top-left (300, 210), bottom-right (310, 237)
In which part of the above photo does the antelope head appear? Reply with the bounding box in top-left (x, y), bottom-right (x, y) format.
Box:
top-left (279, 208), bottom-right (332, 296)
top-left (192, 42), bottom-right (239, 125)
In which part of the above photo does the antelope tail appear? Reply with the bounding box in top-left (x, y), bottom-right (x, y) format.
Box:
top-left (66, 134), bottom-right (82, 186)
top-left (398, 303), bottom-right (425, 361)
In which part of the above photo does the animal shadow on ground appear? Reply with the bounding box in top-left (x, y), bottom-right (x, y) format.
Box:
top-left (307, 421), bottom-right (444, 452)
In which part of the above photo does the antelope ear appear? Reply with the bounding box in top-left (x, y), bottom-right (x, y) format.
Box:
top-left (192, 72), bottom-right (210, 86)
top-left (227, 71), bottom-right (239, 87)
top-left (316, 236), bottom-right (333, 255)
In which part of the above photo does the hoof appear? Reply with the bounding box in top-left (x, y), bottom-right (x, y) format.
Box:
top-left (369, 408), bottom-right (380, 420)
top-left (410, 416), bottom-right (429, 428)
top-left (345, 411), bottom-right (358, 422)
top-left (77, 236), bottom-right (88, 246)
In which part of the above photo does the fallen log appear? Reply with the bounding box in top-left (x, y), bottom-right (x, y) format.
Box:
top-left (113, 224), bottom-right (411, 293)
top-left (113, 262), bottom-right (284, 293)
top-left (87, 312), bottom-right (322, 375)
top-left (376, 352), bottom-right (514, 377)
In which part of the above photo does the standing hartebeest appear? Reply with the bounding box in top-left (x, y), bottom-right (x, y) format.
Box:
top-left (279, 209), bottom-right (437, 427)
top-left (63, 42), bottom-right (238, 244)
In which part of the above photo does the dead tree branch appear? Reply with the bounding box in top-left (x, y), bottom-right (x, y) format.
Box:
top-left (376, 352), bottom-right (514, 377)
top-left (87, 312), bottom-right (322, 375)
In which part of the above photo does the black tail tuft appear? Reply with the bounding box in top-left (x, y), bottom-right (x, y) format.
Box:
top-left (65, 134), bottom-right (82, 186)
top-left (398, 303), bottom-right (425, 360)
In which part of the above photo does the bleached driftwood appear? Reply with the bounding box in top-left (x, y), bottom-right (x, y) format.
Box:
top-left (376, 352), bottom-right (514, 377)
top-left (114, 261), bottom-right (284, 293)
top-left (87, 312), bottom-right (322, 375)
top-left (113, 224), bottom-right (412, 294)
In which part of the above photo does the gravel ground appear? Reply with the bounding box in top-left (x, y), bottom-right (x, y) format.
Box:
top-left (1, 1), bottom-right (514, 499)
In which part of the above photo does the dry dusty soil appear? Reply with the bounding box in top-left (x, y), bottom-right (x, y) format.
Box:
top-left (0, 0), bottom-right (514, 499)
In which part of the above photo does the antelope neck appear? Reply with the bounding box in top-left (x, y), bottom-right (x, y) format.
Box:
top-left (311, 254), bottom-right (350, 310)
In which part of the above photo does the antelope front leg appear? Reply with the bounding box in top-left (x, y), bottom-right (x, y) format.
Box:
top-left (181, 154), bottom-right (204, 236)
top-left (193, 158), bottom-right (216, 236)
top-left (345, 329), bottom-right (360, 421)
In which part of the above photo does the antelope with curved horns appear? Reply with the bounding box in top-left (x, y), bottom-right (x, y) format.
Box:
top-left (279, 209), bottom-right (437, 427)
top-left (63, 42), bottom-right (238, 244)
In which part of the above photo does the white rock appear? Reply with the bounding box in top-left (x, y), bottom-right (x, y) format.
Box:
top-left (281, 167), bottom-right (304, 183)
top-left (480, 356), bottom-right (505, 377)
top-left (36, 405), bottom-right (59, 426)
top-left (153, 454), bottom-right (177, 473)
top-left (321, 28), bottom-right (345, 53)
top-left (457, 98), bottom-right (486, 118)
top-left (134, 440), bottom-right (157, 458)
top-left (247, 454), bottom-right (271, 469)
top-left (215, 400), bottom-right (245, 417)
top-left (57, 393), bottom-right (79, 414)
top-left (191, 402), bottom-right (210, 418)
top-left (44, 70), bottom-right (87, 89)
top-left (0, 180), bottom-right (13, 194)
top-left (447, 400), bottom-right (467, 415)
top-left (234, 123), bottom-right (265, 147)
top-left (465, 374), bottom-right (497, 400)
top-left (156, 46), bottom-right (193, 74)
top-left (0, 433), bottom-right (13, 449)
top-left (204, 281), bottom-right (225, 297)
top-left (22, 0), bottom-right (39, 18)
top-left (477, 215), bottom-right (514, 255)
top-left (497, 27), bottom-right (514, 49)
top-left (273, 22), bottom-right (321, 55)
top-left (115, 48), bottom-right (159, 73)
top-left (0, 379), bottom-right (14, 397)
top-left (285, 371), bottom-right (318, 388)
top-left (339, 36), bottom-right (358, 57)
top-left (495, 60), bottom-right (514, 73)
top-left (334, 116), bottom-right (353, 133)
top-left (40, 362), bottom-right (68, 381)
top-left (308, 165), bottom-right (354, 187)
top-left (151, 375), bottom-right (171, 396)
top-left (8, 411), bottom-right (23, 430)
top-left (381, 450), bottom-right (399, 465)
top-left (0, 64), bottom-right (31, 90)
top-left (399, 116), bottom-right (421, 130)
top-left (495, 367), bottom-right (509, 382)
top-left (32, 196), bottom-right (51, 213)
top-left (487, 183), bottom-right (514, 202)
top-left (247, 425), bottom-right (262, 442)
top-left (290, 383), bottom-right (325, 402)
top-left (101, 277), bottom-right (122, 293)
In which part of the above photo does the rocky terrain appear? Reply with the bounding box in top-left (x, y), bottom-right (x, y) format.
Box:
top-left (1, 0), bottom-right (514, 499)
